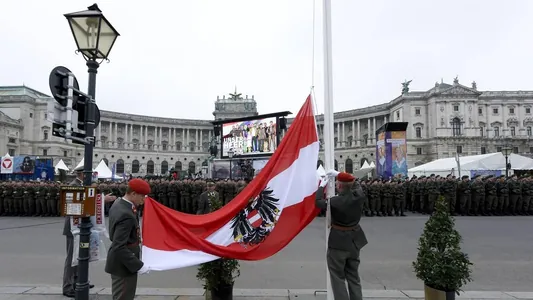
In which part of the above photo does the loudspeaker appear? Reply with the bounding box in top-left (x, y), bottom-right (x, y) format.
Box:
top-left (279, 118), bottom-right (287, 130)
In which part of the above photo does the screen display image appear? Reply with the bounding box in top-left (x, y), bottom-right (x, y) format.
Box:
top-left (222, 117), bottom-right (277, 156)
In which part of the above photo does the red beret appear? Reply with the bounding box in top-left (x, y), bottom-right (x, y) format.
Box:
top-left (337, 172), bottom-right (355, 183)
top-left (128, 178), bottom-right (151, 195)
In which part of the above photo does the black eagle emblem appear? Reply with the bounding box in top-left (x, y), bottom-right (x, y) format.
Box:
top-left (230, 187), bottom-right (280, 246)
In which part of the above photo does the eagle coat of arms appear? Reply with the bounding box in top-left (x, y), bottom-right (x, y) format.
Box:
top-left (230, 187), bottom-right (280, 246)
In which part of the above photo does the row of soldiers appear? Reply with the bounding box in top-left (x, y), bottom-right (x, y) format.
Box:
top-left (0, 178), bottom-right (247, 217)
top-left (359, 173), bottom-right (533, 216)
top-left (1, 173), bottom-right (532, 217)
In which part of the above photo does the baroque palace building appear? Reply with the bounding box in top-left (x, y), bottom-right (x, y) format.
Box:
top-left (1, 77), bottom-right (533, 176)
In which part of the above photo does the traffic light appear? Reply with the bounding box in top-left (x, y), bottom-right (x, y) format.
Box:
top-left (47, 66), bottom-right (100, 145)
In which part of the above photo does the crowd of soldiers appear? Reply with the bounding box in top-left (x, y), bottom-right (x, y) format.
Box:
top-left (0, 173), bottom-right (532, 217)
top-left (359, 173), bottom-right (533, 216)
top-left (0, 178), bottom-right (248, 217)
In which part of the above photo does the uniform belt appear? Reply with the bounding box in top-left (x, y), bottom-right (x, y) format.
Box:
top-left (127, 242), bottom-right (140, 247)
top-left (331, 224), bottom-right (360, 231)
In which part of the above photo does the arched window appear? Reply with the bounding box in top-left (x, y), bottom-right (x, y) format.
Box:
top-left (334, 159), bottom-right (338, 170)
top-left (176, 141), bottom-right (182, 151)
top-left (415, 127), bottom-right (422, 138)
top-left (102, 158), bottom-right (109, 166)
top-left (527, 126), bottom-right (532, 136)
top-left (147, 160), bottom-right (154, 174)
top-left (132, 160), bottom-right (140, 173)
top-left (175, 161), bottom-right (182, 171)
top-left (345, 158), bottom-right (353, 174)
top-left (116, 159), bottom-right (124, 174)
top-left (188, 161), bottom-right (196, 175)
top-left (452, 117), bottom-right (462, 136)
top-left (161, 161), bottom-right (169, 174)
top-left (189, 142), bottom-right (196, 152)
top-left (317, 160), bottom-right (324, 168)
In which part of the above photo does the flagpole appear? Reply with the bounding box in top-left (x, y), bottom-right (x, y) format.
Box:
top-left (322, 0), bottom-right (334, 299)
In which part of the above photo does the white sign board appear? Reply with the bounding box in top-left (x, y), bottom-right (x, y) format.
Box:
top-left (1, 154), bottom-right (13, 174)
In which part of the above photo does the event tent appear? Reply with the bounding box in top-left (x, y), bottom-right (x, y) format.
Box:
top-left (408, 153), bottom-right (533, 177)
top-left (54, 159), bottom-right (69, 171)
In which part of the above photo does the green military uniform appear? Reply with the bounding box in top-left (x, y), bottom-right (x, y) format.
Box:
top-left (394, 181), bottom-right (406, 216)
top-left (23, 183), bottom-right (36, 216)
top-left (158, 182), bottom-right (169, 207)
top-left (168, 181), bottom-right (179, 211)
top-left (496, 176), bottom-right (509, 215)
top-left (426, 176), bottom-right (440, 214)
top-left (381, 181), bottom-right (393, 216)
top-left (509, 175), bottom-right (521, 215)
top-left (484, 176), bottom-right (497, 216)
top-left (316, 178), bottom-right (367, 300)
top-left (471, 176), bottom-right (485, 216)
top-left (457, 176), bottom-right (471, 216)
top-left (35, 184), bottom-right (48, 216)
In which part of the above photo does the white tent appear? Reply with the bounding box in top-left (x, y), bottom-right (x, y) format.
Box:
top-left (369, 161), bottom-right (375, 168)
top-left (94, 160), bottom-right (113, 179)
top-left (74, 158), bottom-right (84, 171)
top-left (360, 161), bottom-right (371, 169)
top-left (54, 159), bottom-right (69, 171)
top-left (408, 153), bottom-right (533, 177)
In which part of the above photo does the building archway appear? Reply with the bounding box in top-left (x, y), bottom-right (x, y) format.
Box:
top-left (147, 160), bottom-right (154, 174)
top-left (360, 157), bottom-right (368, 167)
top-left (161, 161), bottom-right (169, 174)
top-left (345, 158), bottom-right (353, 174)
top-left (116, 159), bottom-right (124, 174)
top-left (188, 161), bottom-right (196, 175)
top-left (317, 160), bottom-right (324, 168)
top-left (175, 161), bottom-right (182, 171)
top-left (132, 160), bottom-right (140, 173)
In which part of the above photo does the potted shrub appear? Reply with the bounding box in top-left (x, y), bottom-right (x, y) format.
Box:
top-left (413, 196), bottom-right (473, 300)
top-left (197, 193), bottom-right (240, 300)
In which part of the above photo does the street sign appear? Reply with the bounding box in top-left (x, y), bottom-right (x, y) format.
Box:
top-left (49, 66), bottom-right (80, 106)
top-left (1, 156), bottom-right (13, 174)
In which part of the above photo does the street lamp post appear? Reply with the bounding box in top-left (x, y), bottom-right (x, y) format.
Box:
top-left (501, 146), bottom-right (512, 178)
top-left (228, 149), bottom-right (234, 180)
top-left (64, 4), bottom-right (119, 300)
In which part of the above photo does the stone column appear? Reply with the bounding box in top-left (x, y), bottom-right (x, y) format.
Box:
top-left (114, 122), bottom-right (118, 148)
top-left (199, 129), bottom-right (203, 152)
top-left (97, 122), bottom-right (102, 147)
top-left (342, 122), bottom-right (345, 147)
top-left (372, 117), bottom-right (376, 144)
top-left (186, 128), bottom-right (189, 150)
top-left (351, 120), bottom-right (355, 147)
top-left (367, 119), bottom-right (371, 146)
top-left (124, 124), bottom-right (128, 149)
top-left (357, 120), bottom-right (361, 147)
top-left (384, 115), bottom-right (388, 124)
top-left (196, 129), bottom-right (199, 151)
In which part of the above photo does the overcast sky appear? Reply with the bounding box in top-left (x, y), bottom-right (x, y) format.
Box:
top-left (1, 0), bottom-right (533, 120)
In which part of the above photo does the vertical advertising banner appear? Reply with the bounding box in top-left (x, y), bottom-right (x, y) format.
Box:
top-left (390, 131), bottom-right (408, 178)
top-left (376, 132), bottom-right (386, 178)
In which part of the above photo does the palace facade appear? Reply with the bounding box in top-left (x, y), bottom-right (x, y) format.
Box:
top-left (1, 77), bottom-right (532, 176)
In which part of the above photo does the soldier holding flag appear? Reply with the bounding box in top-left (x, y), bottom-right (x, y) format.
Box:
top-left (316, 170), bottom-right (368, 300)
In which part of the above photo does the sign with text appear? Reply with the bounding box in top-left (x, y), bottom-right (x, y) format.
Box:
top-left (60, 186), bottom-right (96, 217)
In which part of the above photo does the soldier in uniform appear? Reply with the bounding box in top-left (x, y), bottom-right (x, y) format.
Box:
top-left (35, 182), bottom-right (48, 216)
top-left (457, 175), bottom-right (471, 216)
top-left (158, 181), bottom-right (169, 207)
top-left (13, 182), bottom-right (24, 216)
top-left (3, 182), bottom-right (13, 216)
top-left (470, 175), bottom-right (485, 216)
top-left (382, 180), bottom-right (393, 216)
top-left (426, 175), bottom-right (439, 215)
top-left (394, 180), bottom-right (407, 216)
top-left (0, 182), bottom-right (4, 216)
top-left (522, 176), bottom-right (533, 216)
top-left (181, 179), bottom-right (192, 213)
top-left (23, 182), bottom-right (36, 216)
top-left (316, 171), bottom-right (367, 300)
top-left (197, 181), bottom-right (218, 215)
top-left (105, 178), bottom-right (151, 300)
top-left (509, 174), bottom-right (522, 216)
top-left (496, 175), bottom-right (509, 215)
top-left (168, 180), bottom-right (179, 211)
top-left (484, 175), bottom-right (497, 216)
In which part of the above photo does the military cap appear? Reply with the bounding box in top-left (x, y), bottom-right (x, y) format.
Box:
top-left (207, 181), bottom-right (215, 187)
top-left (461, 175), bottom-right (469, 180)
top-left (446, 174), bottom-right (452, 178)
top-left (430, 174), bottom-right (435, 177)
top-left (337, 172), bottom-right (355, 182)
top-left (435, 175), bottom-right (440, 178)
top-left (420, 176), bottom-right (426, 179)
top-left (128, 178), bottom-right (151, 195)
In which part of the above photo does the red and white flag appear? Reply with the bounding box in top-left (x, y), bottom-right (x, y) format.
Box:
top-left (142, 95), bottom-right (320, 270)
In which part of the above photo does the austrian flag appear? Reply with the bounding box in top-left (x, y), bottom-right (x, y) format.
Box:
top-left (141, 95), bottom-right (321, 270)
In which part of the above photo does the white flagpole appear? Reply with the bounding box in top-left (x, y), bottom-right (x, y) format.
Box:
top-left (322, 0), bottom-right (335, 299)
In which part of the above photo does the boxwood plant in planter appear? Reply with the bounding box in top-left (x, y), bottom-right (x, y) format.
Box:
top-left (197, 193), bottom-right (240, 300)
top-left (413, 196), bottom-right (473, 300)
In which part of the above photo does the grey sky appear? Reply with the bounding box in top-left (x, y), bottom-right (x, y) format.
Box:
top-left (1, 0), bottom-right (532, 119)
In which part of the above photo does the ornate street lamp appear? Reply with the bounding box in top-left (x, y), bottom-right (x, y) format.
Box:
top-left (227, 148), bottom-right (235, 180)
top-left (64, 4), bottom-right (119, 300)
top-left (501, 145), bottom-right (512, 178)
top-left (64, 4), bottom-right (120, 62)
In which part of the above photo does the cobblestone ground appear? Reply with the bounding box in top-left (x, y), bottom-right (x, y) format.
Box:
top-left (0, 215), bottom-right (532, 291)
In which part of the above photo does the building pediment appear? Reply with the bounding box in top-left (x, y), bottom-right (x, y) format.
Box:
top-left (0, 110), bottom-right (21, 125)
top-left (438, 85), bottom-right (481, 98)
